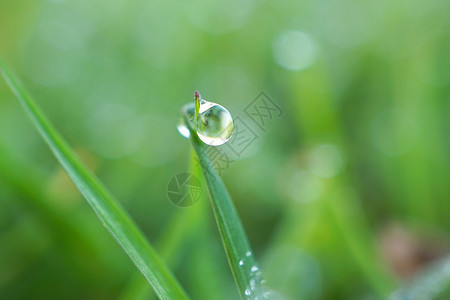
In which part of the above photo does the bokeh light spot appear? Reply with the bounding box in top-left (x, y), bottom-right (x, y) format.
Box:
top-left (288, 170), bottom-right (323, 203)
top-left (273, 30), bottom-right (317, 71)
top-left (307, 144), bottom-right (344, 179)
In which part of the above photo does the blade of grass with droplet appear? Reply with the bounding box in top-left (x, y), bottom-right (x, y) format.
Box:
top-left (0, 63), bottom-right (189, 300)
top-left (182, 110), bottom-right (263, 299)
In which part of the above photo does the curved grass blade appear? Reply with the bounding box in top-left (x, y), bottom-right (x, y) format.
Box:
top-left (182, 111), bottom-right (264, 299)
top-left (120, 152), bottom-right (224, 300)
top-left (0, 63), bottom-right (189, 300)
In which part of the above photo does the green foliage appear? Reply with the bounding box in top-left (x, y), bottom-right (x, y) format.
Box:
top-left (0, 63), bottom-right (189, 300)
top-left (0, 0), bottom-right (449, 299)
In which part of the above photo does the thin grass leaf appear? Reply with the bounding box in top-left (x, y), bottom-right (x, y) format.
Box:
top-left (0, 63), bottom-right (189, 300)
top-left (182, 111), bottom-right (264, 299)
top-left (120, 152), bottom-right (221, 300)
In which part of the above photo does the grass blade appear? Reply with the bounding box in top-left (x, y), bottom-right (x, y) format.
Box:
top-left (0, 63), bottom-right (189, 300)
top-left (183, 112), bottom-right (264, 299)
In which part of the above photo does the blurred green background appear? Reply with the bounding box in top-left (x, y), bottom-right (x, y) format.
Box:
top-left (0, 0), bottom-right (449, 299)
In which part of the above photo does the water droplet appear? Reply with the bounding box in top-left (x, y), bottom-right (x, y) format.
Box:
top-left (177, 103), bottom-right (195, 139)
top-left (250, 278), bottom-right (257, 289)
top-left (245, 288), bottom-right (251, 296)
top-left (239, 259), bottom-right (244, 266)
top-left (196, 93), bottom-right (234, 146)
top-left (177, 92), bottom-right (234, 146)
top-left (177, 117), bottom-right (191, 138)
top-left (246, 251), bottom-right (252, 257)
top-left (251, 266), bottom-right (259, 272)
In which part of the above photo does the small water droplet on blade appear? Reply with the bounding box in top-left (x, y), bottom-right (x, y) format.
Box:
top-left (177, 103), bottom-right (195, 139)
top-left (177, 118), bottom-right (190, 138)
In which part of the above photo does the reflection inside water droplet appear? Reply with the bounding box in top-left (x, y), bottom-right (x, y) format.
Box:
top-left (196, 98), bottom-right (234, 146)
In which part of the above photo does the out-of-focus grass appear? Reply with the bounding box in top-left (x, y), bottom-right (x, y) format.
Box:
top-left (0, 64), bottom-right (189, 299)
top-left (0, 0), bottom-right (449, 299)
top-left (119, 152), bottom-right (235, 300)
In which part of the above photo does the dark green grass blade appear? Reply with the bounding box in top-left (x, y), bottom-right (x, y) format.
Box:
top-left (0, 63), bottom-right (189, 300)
top-left (183, 113), bottom-right (264, 299)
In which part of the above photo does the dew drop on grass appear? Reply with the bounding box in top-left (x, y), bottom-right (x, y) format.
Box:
top-left (251, 266), bottom-right (259, 272)
top-left (195, 93), bottom-right (234, 146)
top-left (250, 278), bottom-right (257, 289)
top-left (177, 91), bottom-right (234, 146)
top-left (177, 103), bottom-right (195, 138)
top-left (177, 116), bottom-right (191, 138)
top-left (237, 253), bottom-right (283, 300)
